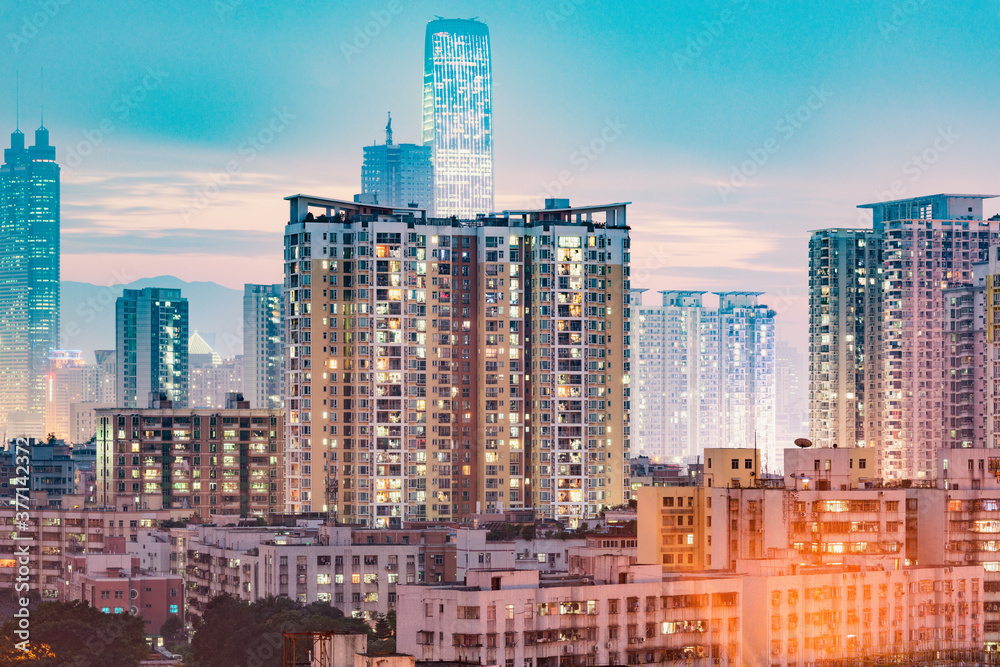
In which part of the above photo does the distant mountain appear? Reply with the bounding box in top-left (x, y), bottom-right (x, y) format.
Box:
top-left (60, 276), bottom-right (246, 364)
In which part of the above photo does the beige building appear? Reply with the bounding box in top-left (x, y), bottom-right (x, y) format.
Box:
top-left (398, 559), bottom-right (744, 666)
top-left (0, 506), bottom-right (183, 601)
top-left (743, 565), bottom-right (984, 666)
top-left (175, 524), bottom-right (514, 622)
top-left (94, 395), bottom-right (283, 517)
top-left (283, 195), bottom-right (631, 527)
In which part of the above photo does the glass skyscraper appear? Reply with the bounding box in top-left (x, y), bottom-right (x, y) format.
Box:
top-left (0, 125), bottom-right (60, 438)
top-left (116, 287), bottom-right (189, 409)
top-left (243, 283), bottom-right (284, 410)
top-left (362, 114), bottom-right (434, 214)
top-left (422, 17), bottom-right (493, 219)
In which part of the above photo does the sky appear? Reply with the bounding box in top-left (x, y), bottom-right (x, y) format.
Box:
top-left (3, 0), bottom-right (1000, 346)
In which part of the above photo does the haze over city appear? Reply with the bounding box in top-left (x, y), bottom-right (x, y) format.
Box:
top-left (6, 0), bottom-right (1000, 344)
top-left (6, 3), bottom-right (1000, 666)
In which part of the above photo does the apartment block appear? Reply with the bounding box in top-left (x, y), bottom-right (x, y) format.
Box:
top-left (94, 394), bottom-right (283, 517)
top-left (398, 560), bottom-right (743, 667)
top-left (859, 195), bottom-right (1000, 479)
top-left (807, 228), bottom-right (882, 454)
top-left (282, 195), bottom-right (630, 527)
top-left (116, 287), bottom-right (189, 409)
top-left (243, 283), bottom-right (285, 410)
top-left (176, 524), bottom-right (512, 622)
top-left (0, 506), bottom-right (183, 601)
top-left (60, 550), bottom-right (183, 636)
top-left (631, 290), bottom-right (776, 469)
top-left (743, 565), bottom-right (984, 666)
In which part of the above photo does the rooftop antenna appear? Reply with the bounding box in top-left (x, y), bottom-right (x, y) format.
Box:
top-left (39, 66), bottom-right (44, 129)
top-left (15, 70), bottom-right (20, 132)
top-left (385, 111), bottom-right (392, 146)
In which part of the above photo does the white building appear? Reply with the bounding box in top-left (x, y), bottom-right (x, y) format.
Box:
top-left (632, 290), bottom-right (776, 470)
top-left (399, 559), bottom-right (744, 667)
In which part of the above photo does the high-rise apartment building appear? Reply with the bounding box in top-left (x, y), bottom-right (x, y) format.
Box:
top-left (362, 114), bottom-right (434, 214)
top-left (0, 125), bottom-right (60, 438)
top-left (44, 350), bottom-right (98, 440)
top-left (94, 349), bottom-right (117, 404)
top-left (95, 394), bottom-right (283, 516)
top-left (243, 284), bottom-right (284, 410)
top-left (422, 18), bottom-right (493, 219)
top-left (116, 287), bottom-right (189, 409)
top-left (631, 291), bottom-right (776, 469)
top-left (775, 341), bottom-right (808, 446)
top-left (283, 195), bottom-right (630, 527)
top-left (807, 229), bottom-right (883, 455)
top-left (859, 195), bottom-right (1000, 479)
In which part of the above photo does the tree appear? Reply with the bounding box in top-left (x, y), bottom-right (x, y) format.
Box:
top-left (370, 610), bottom-right (395, 653)
top-left (159, 614), bottom-right (186, 646)
top-left (190, 595), bottom-right (369, 667)
top-left (0, 600), bottom-right (148, 666)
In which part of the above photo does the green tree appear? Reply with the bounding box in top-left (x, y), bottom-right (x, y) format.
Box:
top-left (159, 614), bottom-right (186, 646)
top-left (0, 600), bottom-right (148, 667)
top-left (190, 595), bottom-right (370, 667)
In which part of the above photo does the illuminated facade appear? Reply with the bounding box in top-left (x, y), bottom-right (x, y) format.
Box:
top-left (422, 18), bottom-right (493, 219)
top-left (115, 287), bottom-right (189, 409)
top-left (362, 114), bottom-right (434, 214)
top-left (44, 350), bottom-right (97, 440)
top-left (282, 195), bottom-right (630, 527)
top-left (94, 396), bottom-right (283, 517)
top-left (631, 291), bottom-right (776, 470)
top-left (858, 195), bottom-right (1000, 479)
top-left (0, 125), bottom-right (60, 438)
top-left (807, 229), bottom-right (882, 455)
top-left (243, 283), bottom-right (285, 410)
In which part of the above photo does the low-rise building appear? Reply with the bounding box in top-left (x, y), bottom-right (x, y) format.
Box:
top-left (398, 558), bottom-right (744, 666)
top-left (743, 565), bottom-right (984, 666)
top-left (95, 394), bottom-right (283, 517)
top-left (0, 506), bottom-right (184, 600)
top-left (176, 524), bottom-right (512, 623)
top-left (60, 548), bottom-right (184, 637)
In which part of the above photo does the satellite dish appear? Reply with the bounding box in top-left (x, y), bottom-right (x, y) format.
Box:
top-left (794, 438), bottom-right (813, 449)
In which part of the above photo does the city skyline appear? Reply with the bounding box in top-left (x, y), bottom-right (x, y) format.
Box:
top-left (4, 1), bottom-right (999, 348)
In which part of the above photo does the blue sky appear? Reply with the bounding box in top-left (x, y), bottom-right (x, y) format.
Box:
top-left (3, 0), bottom-right (999, 344)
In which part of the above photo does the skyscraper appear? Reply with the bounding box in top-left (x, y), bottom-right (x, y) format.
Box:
top-left (243, 283), bottom-right (284, 410)
top-left (811, 195), bottom-right (1000, 480)
top-left (93, 349), bottom-right (117, 404)
top-left (807, 228), bottom-right (883, 454)
top-left (116, 287), bottom-right (189, 408)
top-left (0, 124), bottom-right (60, 438)
top-left (858, 195), bottom-right (1000, 479)
top-left (775, 340), bottom-right (808, 446)
top-left (283, 195), bottom-right (630, 527)
top-left (631, 290), bottom-right (777, 469)
top-left (43, 350), bottom-right (97, 440)
top-left (422, 18), bottom-right (493, 219)
top-left (362, 113), bottom-right (434, 214)
top-left (188, 331), bottom-right (242, 409)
